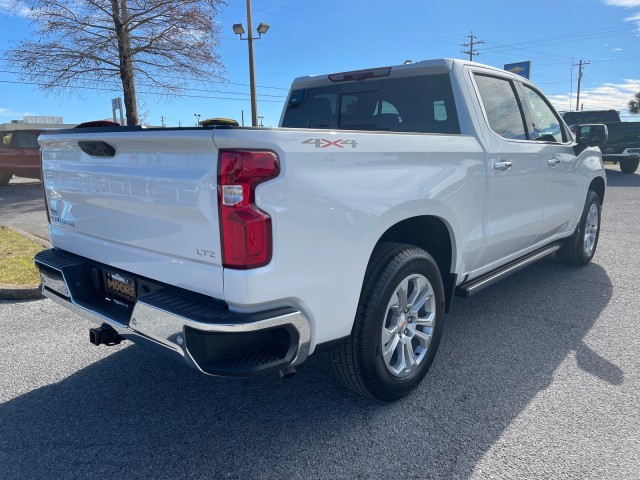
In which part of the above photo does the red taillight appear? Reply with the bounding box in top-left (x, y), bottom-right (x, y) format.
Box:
top-left (218, 150), bottom-right (280, 269)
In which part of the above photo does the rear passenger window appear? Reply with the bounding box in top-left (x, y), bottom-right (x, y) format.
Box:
top-left (474, 74), bottom-right (527, 140)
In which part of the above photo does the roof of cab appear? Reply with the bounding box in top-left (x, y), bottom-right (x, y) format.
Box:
top-left (289, 58), bottom-right (530, 90)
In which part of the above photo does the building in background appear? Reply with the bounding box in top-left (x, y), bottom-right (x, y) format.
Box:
top-left (0, 115), bottom-right (76, 131)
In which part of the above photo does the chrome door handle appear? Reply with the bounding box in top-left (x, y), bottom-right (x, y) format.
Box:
top-left (547, 158), bottom-right (561, 166)
top-left (494, 161), bottom-right (513, 171)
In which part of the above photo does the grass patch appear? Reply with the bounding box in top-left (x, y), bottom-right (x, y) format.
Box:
top-left (0, 227), bottom-right (44, 287)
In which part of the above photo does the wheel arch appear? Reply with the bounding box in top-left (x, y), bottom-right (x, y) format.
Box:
top-left (589, 175), bottom-right (605, 203)
top-left (375, 215), bottom-right (457, 312)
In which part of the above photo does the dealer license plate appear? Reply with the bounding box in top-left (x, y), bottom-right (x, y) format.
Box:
top-left (104, 270), bottom-right (137, 306)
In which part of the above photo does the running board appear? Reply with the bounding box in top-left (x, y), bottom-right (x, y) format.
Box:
top-left (455, 243), bottom-right (562, 298)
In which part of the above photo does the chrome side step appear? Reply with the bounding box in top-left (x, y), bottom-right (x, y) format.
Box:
top-left (455, 243), bottom-right (562, 298)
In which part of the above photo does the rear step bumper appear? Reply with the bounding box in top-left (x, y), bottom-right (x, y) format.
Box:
top-left (35, 249), bottom-right (311, 376)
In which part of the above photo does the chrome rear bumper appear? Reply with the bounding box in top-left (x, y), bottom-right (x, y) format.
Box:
top-left (35, 249), bottom-right (311, 376)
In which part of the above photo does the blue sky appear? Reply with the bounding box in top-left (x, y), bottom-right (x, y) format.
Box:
top-left (1, 0), bottom-right (640, 127)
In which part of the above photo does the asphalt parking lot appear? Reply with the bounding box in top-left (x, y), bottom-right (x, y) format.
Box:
top-left (1, 168), bottom-right (639, 479)
top-left (0, 176), bottom-right (48, 240)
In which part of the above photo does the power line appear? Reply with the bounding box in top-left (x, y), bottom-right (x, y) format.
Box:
top-left (481, 25), bottom-right (634, 52)
top-left (591, 56), bottom-right (640, 63)
top-left (487, 45), bottom-right (571, 61)
top-left (476, 25), bottom-right (635, 63)
top-left (247, 0), bottom-right (339, 19)
top-left (0, 69), bottom-right (290, 95)
top-left (0, 79), bottom-right (286, 103)
top-left (536, 80), bottom-right (571, 85)
top-left (221, 33), bottom-right (331, 55)
top-left (481, 32), bottom-right (630, 61)
top-left (226, 1), bottom-right (333, 25)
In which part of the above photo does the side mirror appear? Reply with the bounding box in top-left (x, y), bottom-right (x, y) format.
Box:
top-left (574, 124), bottom-right (608, 155)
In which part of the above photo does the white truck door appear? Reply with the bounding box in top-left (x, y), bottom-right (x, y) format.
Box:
top-left (473, 73), bottom-right (547, 266)
top-left (519, 84), bottom-right (582, 238)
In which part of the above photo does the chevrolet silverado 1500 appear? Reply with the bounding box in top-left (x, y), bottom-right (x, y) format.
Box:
top-left (35, 59), bottom-right (607, 401)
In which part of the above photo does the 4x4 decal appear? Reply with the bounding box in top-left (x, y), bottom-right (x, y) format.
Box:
top-left (302, 138), bottom-right (359, 148)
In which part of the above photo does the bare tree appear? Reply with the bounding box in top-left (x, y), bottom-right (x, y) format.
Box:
top-left (629, 92), bottom-right (640, 115)
top-left (4, 0), bottom-right (226, 125)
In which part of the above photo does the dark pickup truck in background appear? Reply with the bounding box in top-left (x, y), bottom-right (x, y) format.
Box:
top-left (562, 109), bottom-right (621, 126)
top-left (562, 111), bottom-right (639, 174)
top-left (0, 129), bottom-right (44, 186)
top-left (599, 122), bottom-right (640, 174)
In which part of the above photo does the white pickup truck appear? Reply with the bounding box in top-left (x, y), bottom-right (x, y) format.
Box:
top-left (35, 59), bottom-right (607, 401)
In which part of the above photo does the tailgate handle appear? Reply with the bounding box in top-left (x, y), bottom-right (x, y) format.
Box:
top-left (78, 141), bottom-right (116, 157)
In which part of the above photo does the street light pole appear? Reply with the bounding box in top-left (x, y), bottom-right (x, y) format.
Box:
top-left (233, 3), bottom-right (269, 128)
top-left (245, 0), bottom-right (258, 127)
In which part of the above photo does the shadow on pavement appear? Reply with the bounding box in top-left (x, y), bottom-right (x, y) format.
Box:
top-left (605, 167), bottom-right (640, 187)
top-left (0, 258), bottom-right (614, 479)
top-left (0, 183), bottom-right (45, 207)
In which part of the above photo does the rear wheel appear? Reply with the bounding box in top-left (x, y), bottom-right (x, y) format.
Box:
top-left (0, 173), bottom-right (12, 186)
top-left (619, 157), bottom-right (639, 174)
top-left (331, 243), bottom-right (445, 401)
top-left (556, 190), bottom-right (601, 266)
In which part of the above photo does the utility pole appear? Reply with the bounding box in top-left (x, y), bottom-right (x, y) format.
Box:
top-left (574, 59), bottom-right (590, 112)
top-left (462, 32), bottom-right (484, 61)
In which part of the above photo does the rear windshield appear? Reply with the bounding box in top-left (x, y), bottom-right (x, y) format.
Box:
top-left (282, 73), bottom-right (460, 134)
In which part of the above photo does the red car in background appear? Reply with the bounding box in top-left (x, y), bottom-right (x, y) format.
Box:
top-left (0, 129), bottom-right (43, 186)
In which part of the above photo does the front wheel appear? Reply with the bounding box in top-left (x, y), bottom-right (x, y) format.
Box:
top-left (620, 157), bottom-right (639, 174)
top-left (556, 190), bottom-right (601, 266)
top-left (331, 243), bottom-right (445, 401)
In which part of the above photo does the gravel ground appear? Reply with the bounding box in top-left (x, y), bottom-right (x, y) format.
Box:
top-left (1, 166), bottom-right (639, 479)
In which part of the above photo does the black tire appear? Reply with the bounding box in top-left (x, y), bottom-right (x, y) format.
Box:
top-left (619, 157), bottom-right (639, 174)
top-left (0, 173), bottom-right (12, 186)
top-left (331, 242), bottom-right (446, 402)
top-left (556, 190), bottom-right (601, 266)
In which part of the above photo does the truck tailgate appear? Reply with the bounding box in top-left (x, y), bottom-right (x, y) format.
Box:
top-left (39, 129), bottom-right (224, 299)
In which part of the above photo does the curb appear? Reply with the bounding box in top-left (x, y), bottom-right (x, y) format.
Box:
top-left (0, 225), bottom-right (51, 301)
top-left (0, 285), bottom-right (43, 301)
top-left (2, 225), bottom-right (51, 248)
